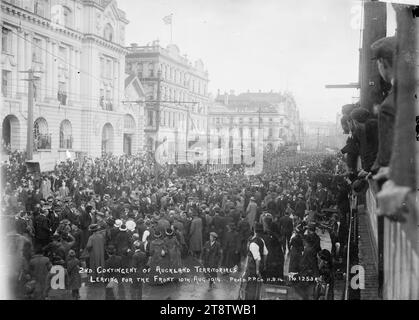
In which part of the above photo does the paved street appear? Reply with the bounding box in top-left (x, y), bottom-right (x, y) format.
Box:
top-left (80, 256), bottom-right (242, 300)
top-left (80, 249), bottom-right (344, 300)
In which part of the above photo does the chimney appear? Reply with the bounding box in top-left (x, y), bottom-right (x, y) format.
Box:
top-left (224, 92), bottom-right (229, 105)
top-left (217, 89), bottom-right (220, 97)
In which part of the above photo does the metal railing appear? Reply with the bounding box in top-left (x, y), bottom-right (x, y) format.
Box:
top-left (344, 193), bottom-right (359, 300)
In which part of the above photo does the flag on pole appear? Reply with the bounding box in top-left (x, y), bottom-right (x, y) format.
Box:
top-left (163, 14), bottom-right (173, 25)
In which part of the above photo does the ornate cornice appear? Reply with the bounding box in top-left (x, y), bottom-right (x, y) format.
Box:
top-left (83, 34), bottom-right (128, 54)
top-left (1, 2), bottom-right (84, 41)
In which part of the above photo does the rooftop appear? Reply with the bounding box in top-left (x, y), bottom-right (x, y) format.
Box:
top-left (126, 41), bottom-right (208, 76)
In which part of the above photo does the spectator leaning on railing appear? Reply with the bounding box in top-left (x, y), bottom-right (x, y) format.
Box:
top-left (370, 36), bottom-right (397, 182)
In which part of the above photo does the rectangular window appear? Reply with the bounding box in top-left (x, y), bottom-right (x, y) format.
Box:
top-left (58, 46), bottom-right (67, 71)
top-left (34, 0), bottom-right (45, 17)
top-left (2, 70), bottom-right (11, 97)
top-left (32, 38), bottom-right (42, 62)
top-left (58, 81), bottom-right (65, 92)
top-left (100, 58), bottom-right (105, 77)
top-left (106, 60), bottom-right (112, 78)
top-left (2, 28), bottom-right (12, 54)
top-left (149, 64), bottom-right (154, 77)
top-left (99, 88), bottom-right (104, 108)
top-left (148, 110), bottom-right (154, 126)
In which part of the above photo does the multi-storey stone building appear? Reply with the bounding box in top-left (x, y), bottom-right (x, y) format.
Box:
top-left (208, 91), bottom-right (301, 165)
top-left (1, 0), bottom-right (144, 169)
top-left (126, 40), bottom-right (209, 164)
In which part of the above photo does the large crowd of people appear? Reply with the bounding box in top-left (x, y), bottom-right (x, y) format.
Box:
top-left (2, 147), bottom-right (353, 300)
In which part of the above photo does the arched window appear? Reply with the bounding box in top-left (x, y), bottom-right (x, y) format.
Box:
top-left (34, 0), bottom-right (46, 18)
top-left (104, 23), bottom-right (114, 42)
top-left (124, 114), bottom-right (136, 133)
top-left (59, 120), bottom-right (72, 149)
top-left (34, 117), bottom-right (50, 150)
top-left (63, 6), bottom-right (73, 28)
top-left (102, 123), bottom-right (114, 154)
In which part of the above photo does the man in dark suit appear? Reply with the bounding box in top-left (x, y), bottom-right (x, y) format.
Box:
top-left (370, 36), bottom-right (396, 180)
top-left (130, 241), bottom-right (148, 300)
top-left (104, 245), bottom-right (122, 300)
top-left (294, 194), bottom-right (307, 220)
top-left (79, 204), bottom-right (93, 250)
top-left (33, 209), bottom-right (51, 249)
top-left (277, 210), bottom-right (294, 254)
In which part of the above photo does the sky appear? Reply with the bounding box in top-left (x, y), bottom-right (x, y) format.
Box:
top-left (117, 0), bottom-right (397, 122)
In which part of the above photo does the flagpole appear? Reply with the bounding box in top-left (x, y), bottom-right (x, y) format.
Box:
top-left (170, 14), bottom-right (173, 43)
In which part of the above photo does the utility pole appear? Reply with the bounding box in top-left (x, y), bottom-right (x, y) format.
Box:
top-left (185, 105), bottom-right (189, 164)
top-left (154, 70), bottom-right (162, 183)
top-left (359, 1), bottom-right (387, 112)
top-left (20, 69), bottom-right (41, 161)
top-left (316, 127), bottom-right (320, 151)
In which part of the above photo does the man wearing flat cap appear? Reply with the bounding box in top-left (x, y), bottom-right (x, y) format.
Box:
top-left (202, 232), bottom-right (222, 289)
top-left (370, 36), bottom-right (397, 180)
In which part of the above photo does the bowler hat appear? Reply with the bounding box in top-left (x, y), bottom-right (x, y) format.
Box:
top-left (154, 230), bottom-right (162, 238)
top-left (165, 228), bottom-right (174, 236)
top-left (352, 179), bottom-right (369, 194)
top-left (341, 104), bottom-right (357, 116)
top-left (88, 224), bottom-right (100, 232)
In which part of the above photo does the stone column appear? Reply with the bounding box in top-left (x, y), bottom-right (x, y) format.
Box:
top-left (75, 49), bottom-right (81, 102)
top-left (51, 42), bottom-right (58, 96)
top-left (46, 39), bottom-right (53, 99)
top-left (70, 47), bottom-right (76, 103)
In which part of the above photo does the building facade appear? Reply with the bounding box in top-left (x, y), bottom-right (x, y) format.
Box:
top-left (126, 40), bottom-right (210, 164)
top-left (301, 120), bottom-right (345, 151)
top-left (208, 91), bottom-right (301, 165)
top-left (1, 0), bottom-right (144, 169)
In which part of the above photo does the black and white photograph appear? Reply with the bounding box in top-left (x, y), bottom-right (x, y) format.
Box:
top-left (0, 0), bottom-right (418, 303)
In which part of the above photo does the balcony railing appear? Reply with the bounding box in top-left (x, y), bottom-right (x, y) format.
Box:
top-left (100, 97), bottom-right (114, 111)
top-left (34, 134), bottom-right (51, 151)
